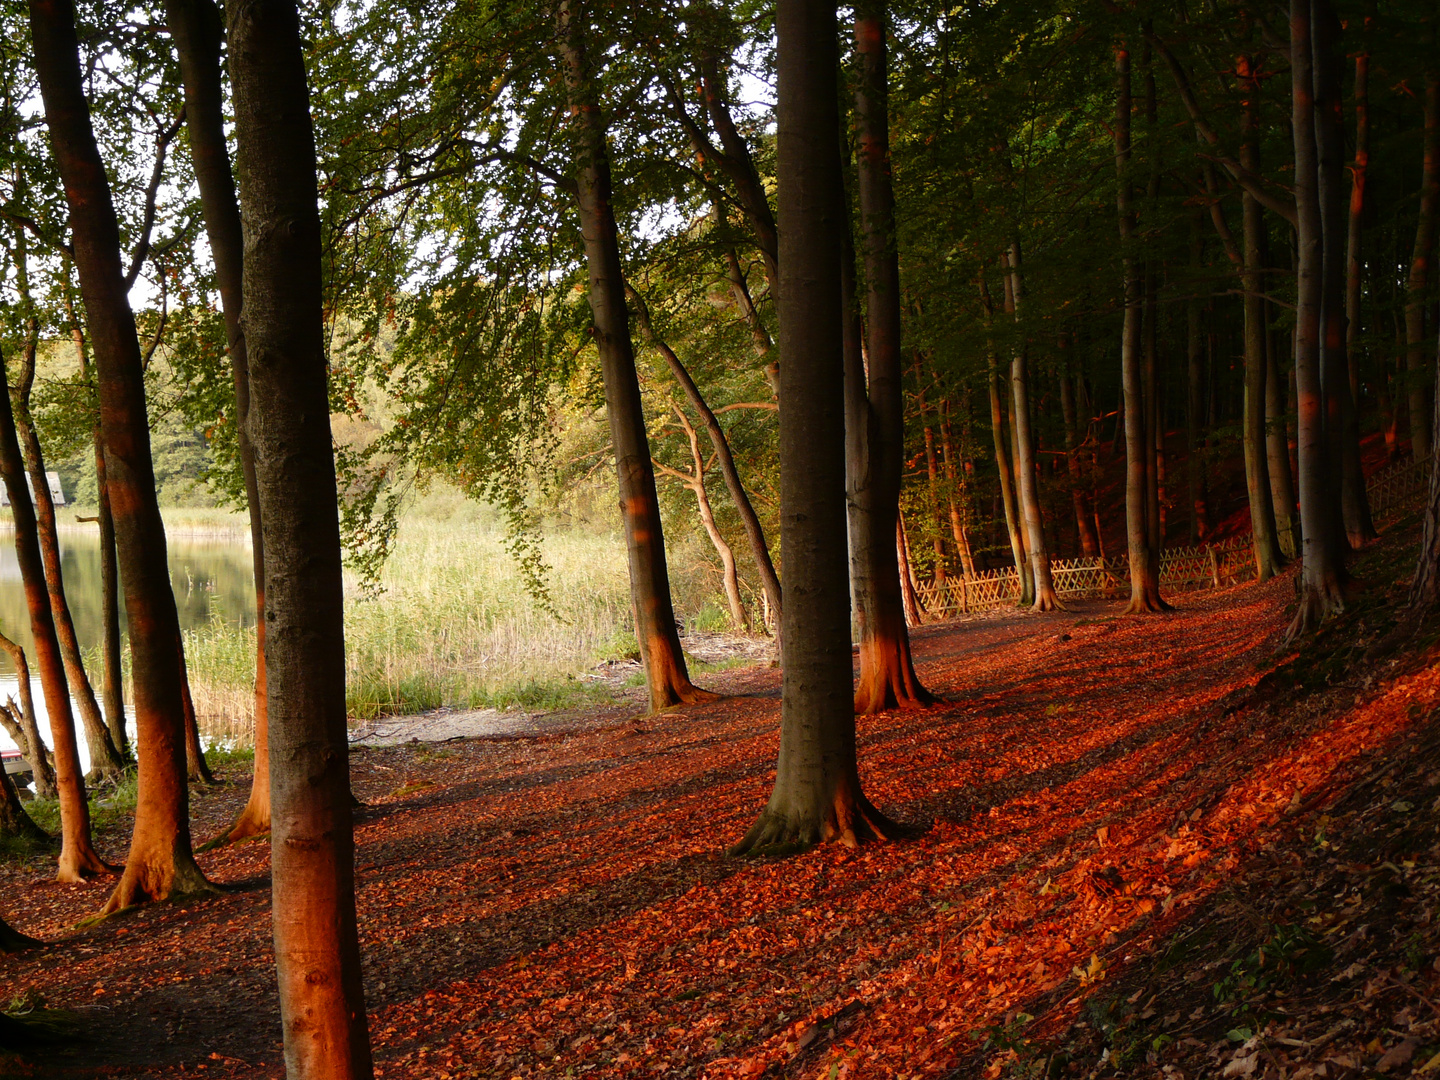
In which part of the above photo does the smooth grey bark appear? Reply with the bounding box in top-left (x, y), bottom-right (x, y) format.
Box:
top-left (731, 0), bottom-right (894, 855)
top-left (225, 0), bottom-right (373, 1075)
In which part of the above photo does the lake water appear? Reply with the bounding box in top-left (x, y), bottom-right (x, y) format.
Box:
top-left (0, 526), bottom-right (256, 777)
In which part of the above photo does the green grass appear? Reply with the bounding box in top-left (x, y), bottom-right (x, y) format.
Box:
top-left (23, 768), bottom-right (138, 839)
top-left (159, 486), bottom-right (768, 740)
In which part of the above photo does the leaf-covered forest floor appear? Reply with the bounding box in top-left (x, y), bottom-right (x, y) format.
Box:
top-left (5, 514), bottom-right (1440, 1079)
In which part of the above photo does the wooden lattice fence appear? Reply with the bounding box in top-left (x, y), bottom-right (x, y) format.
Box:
top-left (917, 457), bottom-right (1431, 617)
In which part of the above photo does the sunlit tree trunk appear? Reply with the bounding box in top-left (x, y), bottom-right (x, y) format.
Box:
top-left (226, 2), bottom-right (374, 1075)
top-left (1237, 56), bottom-right (1287, 579)
top-left (1060, 340), bottom-right (1100, 557)
top-left (1116, 45), bottom-right (1165, 613)
top-left (1288, 0), bottom-right (1351, 639)
top-left (0, 349), bottom-right (106, 882)
top-left (559, 1), bottom-right (713, 712)
top-left (0, 632), bottom-right (57, 800)
top-left (164, 0), bottom-right (270, 846)
top-left (731, 0), bottom-right (895, 854)
top-left (980, 278), bottom-right (1029, 598)
top-left (939, 395), bottom-right (978, 574)
top-left (28, 0), bottom-right (210, 908)
top-left (65, 303), bottom-right (128, 757)
top-left (653, 403), bottom-right (748, 631)
top-left (847, 0), bottom-right (933, 712)
top-left (918, 385), bottom-right (947, 587)
top-left (627, 285), bottom-right (782, 629)
top-left (10, 246), bottom-right (123, 779)
top-left (1004, 242), bottom-right (1060, 609)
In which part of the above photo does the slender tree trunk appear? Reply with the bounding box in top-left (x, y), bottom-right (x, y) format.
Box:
top-left (1311, 0), bottom-right (1374, 549)
top-left (176, 639), bottom-right (213, 783)
top-left (1413, 334), bottom-right (1440, 606)
top-left (1005, 242), bottom-right (1060, 610)
top-left (731, 0), bottom-right (895, 854)
top-left (1060, 342), bottom-right (1100, 557)
top-left (1185, 223), bottom-right (1210, 542)
top-left (164, 0), bottom-right (271, 846)
top-left (1266, 314), bottom-right (1301, 553)
top-left (28, 0), bottom-right (210, 910)
top-left (918, 386), bottom-right (947, 587)
top-left (980, 279), bottom-right (1029, 597)
top-left (1343, 23), bottom-right (1379, 547)
top-left (847, 1), bottom-right (933, 712)
top-left (0, 349), bottom-right (106, 882)
top-left (66, 305), bottom-right (129, 757)
top-left (0, 632), bottom-right (56, 800)
top-left (559, 2), bottom-right (713, 712)
top-left (1407, 66), bottom-right (1439, 463)
top-left (1141, 46), bottom-right (1164, 575)
top-left (11, 251), bottom-right (123, 779)
top-left (1237, 57), bottom-right (1287, 579)
top-left (657, 405), bottom-right (748, 631)
top-left (226, 2), bottom-right (374, 1074)
top-left (1288, 0), bottom-right (1351, 638)
top-left (896, 514), bottom-right (923, 627)
top-left (1116, 45), bottom-right (1166, 613)
top-left (627, 286), bottom-right (782, 629)
top-left (938, 396), bottom-right (978, 574)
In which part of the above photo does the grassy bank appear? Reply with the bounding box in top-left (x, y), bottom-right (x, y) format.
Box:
top-left (177, 495), bottom-right (650, 733)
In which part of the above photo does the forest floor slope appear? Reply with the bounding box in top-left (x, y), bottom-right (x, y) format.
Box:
top-left (2, 522), bottom-right (1439, 1078)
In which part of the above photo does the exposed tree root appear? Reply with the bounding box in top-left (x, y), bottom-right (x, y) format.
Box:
top-left (1031, 586), bottom-right (1065, 613)
top-left (854, 630), bottom-right (937, 715)
top-left (56, 842), bottom-right (115, 885)
top-left (0, 918), bottom-right (42, 953)
top-left (728, 789), bottom-right (901, 857)
top-left (651, 681), bottom-right (723, 712)
top-left (94, 849), bottom-right (219, 919)
top-left (1284, 576), bottom-right (1353, 644)
top-left (200, 801), bottom-right (269, 851)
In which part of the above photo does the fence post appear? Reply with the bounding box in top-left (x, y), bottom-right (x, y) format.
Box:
top-left (1207, 544), bottom-right (1220, 588)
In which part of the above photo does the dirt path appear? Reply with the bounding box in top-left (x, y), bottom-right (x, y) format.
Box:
top-left (0, 574), bottom-right (1416, 1078)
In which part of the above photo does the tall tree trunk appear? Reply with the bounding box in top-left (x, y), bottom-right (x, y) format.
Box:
top-left (627, 285), bottom-right (782, 628)
top-left (164, 0), bottom-right (271, 846)
top-left (1237, 56), bottom-right (1287, 579)
top-left (28, 0), bottom-right (211, 910)
top-left (655, 404), bottom-right (748, 631)
top-left (0, 349), bottom-right (106, 881)
top-left (896, 514), bottom-right (924, 627)
top-left (938, 396), bottom-right (978, 574)
top-left (225, 2), bottom-right (375, 1075)
top-left (1005, 242), bottom-right (1060, 610)
top-left (11, 248), bottom-right (123, 779)
top-left (559, 1), bottom-right (713, 712)
top-left (1312, 0), bottom-right (1374, 549)
top-left (980, 278), bottom-right (1029, 597)
top-left (66, 304), bottom-right (129, 758)
top-left (918, 385), bottom-right (947, 587)
top-left (0, 632), bottom-right (56, 800)
top-left (1185, 221), bottom-right (1210, 542)
top-left (1116, 45), bottom-right (1166, 613)
top-left (1343, 20), bottom-right (1379, 547)
top-left (1288, 0), bottom-right (1351, 638)
top-left (1060, 341), bottom-right (1100, 557)
top-left (731, 0), bottom-right (895, 854)
top-left (1407, 65), bottom-right (1439, 463)
top-left (998, 268), bottom-right (1036, 605)
top-left (1142, 44), bottom-right (1164, 573)
top-left (847, 0), bottom-right (933, 713)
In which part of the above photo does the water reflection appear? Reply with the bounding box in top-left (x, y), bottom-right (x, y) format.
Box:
top-left (0, 527), bottom-right (256, 776)
top-left (0, 527), bottom-right (256, 673)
